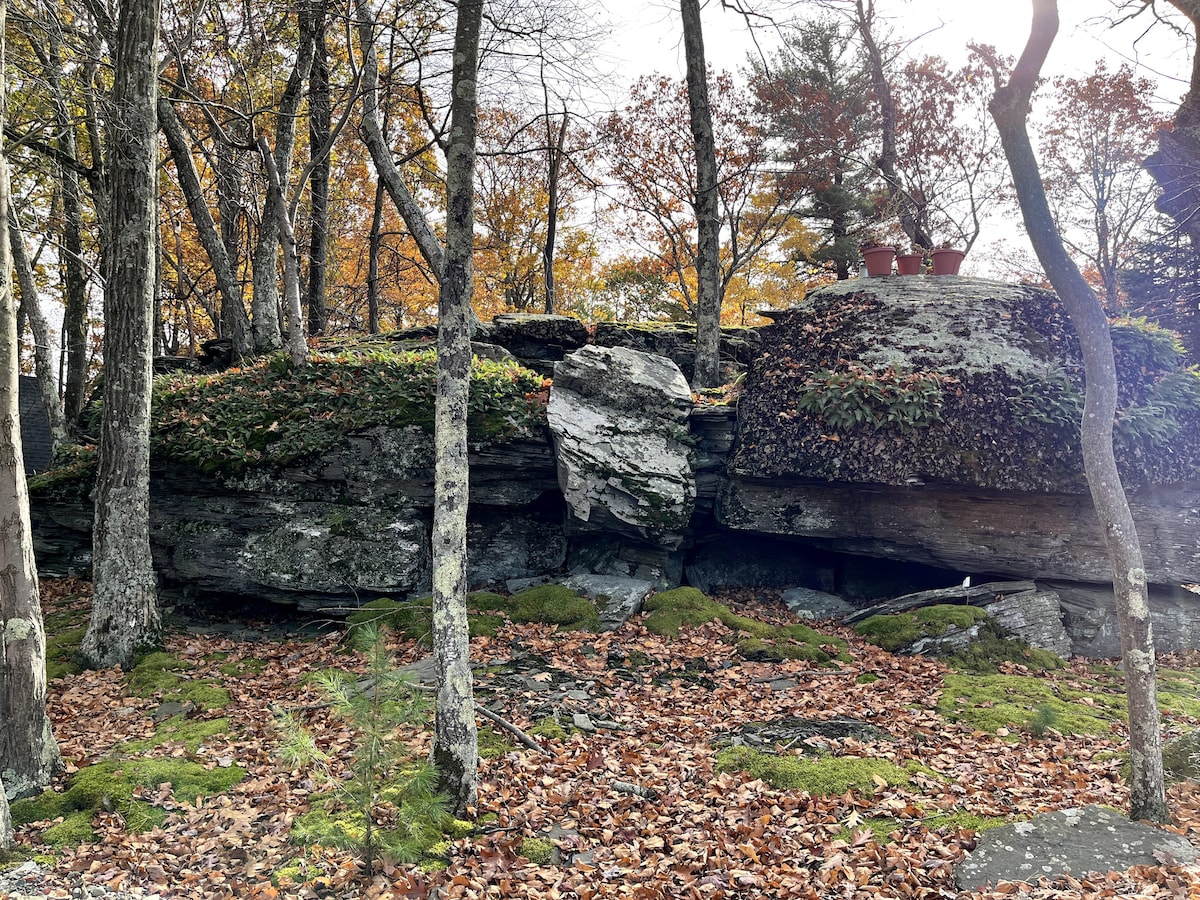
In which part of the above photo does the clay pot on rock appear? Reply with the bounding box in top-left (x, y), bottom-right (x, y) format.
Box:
top-left (931, 248), bottom-right (966, 276)
top-left (862, 246), bottom-right (896, 277)
top-left (896, 254), bottom-right (923, 276)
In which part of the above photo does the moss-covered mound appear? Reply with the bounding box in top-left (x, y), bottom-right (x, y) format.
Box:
top-left (346, 585), bottom-right (599, 645)
top-left (715, 746), bottom-right (935, 795)
top-left (125, 651), bottom-right (231, 710)
top-left (11, 757), bottom-right (247, 847)
top-left (731, 279), bottom-right (1200, 489)
top-left (643, 588), bottom-right (847, 663)
top-left (854, 605), bottom-right (989, 653)
top-left (57, 347), bottom-right (548, 480)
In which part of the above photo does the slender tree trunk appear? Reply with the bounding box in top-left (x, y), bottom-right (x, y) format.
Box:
top-left (251, 24), bottom-right (315, 354)
top-left (367, 180), bottom-right (384, 333)
top-left (990, 0), bottom-right (1167, 823)
top-left (82, 0), bottom-right (163, 670)
top-left (158, 98), bottom-right (251, 360)
top-left (0, 0), bottom-right (62, 799)
top-left (9, 202), bottom-right (67, 452)
top-left (0, 778), bottom-right (10, 848)
top-left (257, 137), bottom-right (308, 369)
top-left (681, 0), bottom-right (722, 389)
top-left (543, 104), bottom-right (568, 315)
top-left (431, 0), bottom-right (482, 817)
top-left (306, 0), bottom-right (331, 337)
top-left (59, 147), bottom-right (88, 422)
top-left (354, 0), bottom-right (445, 281)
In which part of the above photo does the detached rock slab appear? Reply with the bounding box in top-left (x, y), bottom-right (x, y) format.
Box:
top-left (549, 345), bottom-right (696, 548)
top-left (562, 574), bottom-right (654, 631)
top-left (955, 805), bottom-right (1198, 891)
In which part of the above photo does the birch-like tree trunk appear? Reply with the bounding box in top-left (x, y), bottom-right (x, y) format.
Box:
top-left (430, 0), bottom-right (483, 816)
top-left (81, 0), bottom-right (163, 670)
top-left (256, 137), bottom-right (308, 369)
top-left (8, 202), bottom-right (67, 452)
top-left (0, 778), bottom-right (10, 848)
top-left (0, 0), bottom-right (61, 799)
top-left (158, 98), bottom-right (251, 360)
top-left (681, 0), bottom-right (722, 390)
top-left (990, 0), bottom-right (1167, 823)
top-left (306, 0), bottom-right (331, 337)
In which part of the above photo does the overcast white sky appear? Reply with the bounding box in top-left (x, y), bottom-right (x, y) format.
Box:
top-left (598, 0), bottom-right (1195, 110)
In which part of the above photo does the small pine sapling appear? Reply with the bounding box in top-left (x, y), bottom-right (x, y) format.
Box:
top-left (277, 622), bottom-right (450, 874)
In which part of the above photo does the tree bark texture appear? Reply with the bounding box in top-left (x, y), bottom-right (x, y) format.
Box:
top-left (250, 23), bottom-right (315, 354)
top-left (430, 0), bottom-right (483, 817)
top-left (82, 0), bottom-right (163, 670)
top-left (158, 98), bottom-right (251, 360)
top-left (680, 0), bottom-right (722, 389)
top-left (354, 0), bottom-right (446, 282)
top-left (0, 0), bottom-right (61, 800)
top-left (306, 0), bottom-right (331, 337)
top-left (990, 0), bottom-right (1167, 823)
top-left (8, 202), bottom-right (67, 452)
top-left (543, 106), bottom-right (568, 315)
top-left (256, 137), bottom-right (308, 369)
top-left (367, 180), bottom-right (384, 333)
top-left (0, 777), bottom-right (10, 848)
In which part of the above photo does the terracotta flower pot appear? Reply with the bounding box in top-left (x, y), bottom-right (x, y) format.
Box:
top-left (862, 246), bottom-right (896, 277)
top-left (896, 254), bottom-right (923, 276)
top-left (931, 248), bottom-right (966, 276)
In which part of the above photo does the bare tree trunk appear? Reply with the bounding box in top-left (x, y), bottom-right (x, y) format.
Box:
top-left (367, 180), bottom-right (384, 333)
top-left (543, 103), bottom-right (568, 315)
top-left (306, 0), bottom-right (331, 337)
top-left (8, 201), bottom-right (67, 452)
top-left (681, 0), bottom-right (722, 390)
top-left (158, 98), bottom-right (251, 360)
top-left (82, 0), bottom-right (163, 670)
top-left (0, 0), bottom-right (62, 799)
top-left (354, 0), bottom-right (445, 281)
top-left (990, 0), bottom-right (1167, 823)
top-left (256, 137), bottom-right (308, 369)
top-left (0, 778), bottom-right (10, 848)
top-left (431, 0), bottom-right (482, 817)
top-left (250, 24), bottom-right (315, 354)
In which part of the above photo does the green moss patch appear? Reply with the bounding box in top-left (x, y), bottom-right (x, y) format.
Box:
top-left (529, 718), bottom-right (567, 740)
top-left (346, 588), bottom-right (593, 647)
top-left (644, 588), bottom-right (846, 663)
top-left (11, 757), bottom-right (247, 847)
top-left (119, 716), bottom-right (231, 754)
top-left (519, 837), bottom-right (557, 865)
top-left (944, 624), bottom-right (1066, 674)
top-left (125, 652), bottom-right (231, 710)
top-left (854, 605), bottom-right (988, 652)
top-left (477, 726), bottom-right (515, 759)
top-left (938, 673), bottom-right (1123, 736)
top-left (716, 746), bottom-right (934, 796)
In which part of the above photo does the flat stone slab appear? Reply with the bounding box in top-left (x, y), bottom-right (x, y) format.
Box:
top-left (955, 805), bottom-right (1198, 890)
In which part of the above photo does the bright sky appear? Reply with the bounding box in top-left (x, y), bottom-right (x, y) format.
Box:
top-left (595, 0), bottom-right (1197, 276)
top-left (598, 0), bottom-right (1195, 109)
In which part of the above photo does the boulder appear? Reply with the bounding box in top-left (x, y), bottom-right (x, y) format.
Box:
top-left (592, 321), bottom-right (761, 383)
top-left (1163, 729), bottom-right (1200, 782)
top-left (548, 345), bottom-right (696, 549)
top-left (1053, 581), bottom-right (1200, 658)
top-left (780, 587), bottom-right (854, 621)
top-left (562, 574), bottom-right (654, 631)
top-left (955, 805), bottom-right (1198, 891)
top-left (485, 313), bottom-right (590, 375)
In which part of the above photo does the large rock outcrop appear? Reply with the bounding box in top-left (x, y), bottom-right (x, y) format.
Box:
top-left (29, 293), bottom-right (1200, 654)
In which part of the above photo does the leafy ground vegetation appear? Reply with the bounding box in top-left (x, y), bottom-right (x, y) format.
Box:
top-left (6, 578), bottom-right (1200, 899)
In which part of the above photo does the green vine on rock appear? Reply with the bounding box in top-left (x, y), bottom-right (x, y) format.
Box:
top-left (791, 364), bottom-right (957, 432)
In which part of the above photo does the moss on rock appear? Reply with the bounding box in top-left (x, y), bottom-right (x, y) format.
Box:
top-left (854, 605), bottom-right (988, 653)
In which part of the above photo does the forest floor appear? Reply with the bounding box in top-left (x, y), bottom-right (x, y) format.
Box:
top-left (5, 577), bottom-right (1200, 899)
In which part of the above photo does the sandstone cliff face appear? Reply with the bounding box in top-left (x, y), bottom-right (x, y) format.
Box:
top-left (29, 290), bottom-right (1200, 655)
